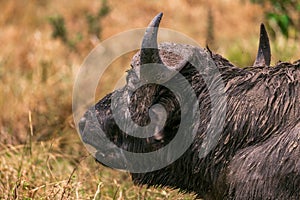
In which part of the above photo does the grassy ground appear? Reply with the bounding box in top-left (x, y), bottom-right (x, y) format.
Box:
top-left (0, 0), bottom-right (299, 199)
top-left (0, 140), bottom-right (196, 199)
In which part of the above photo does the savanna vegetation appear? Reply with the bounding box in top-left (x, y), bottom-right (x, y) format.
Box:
top-left (0, 0), bottom-right (299, 199)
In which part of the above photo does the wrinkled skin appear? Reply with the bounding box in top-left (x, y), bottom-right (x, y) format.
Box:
top-left (79, 13), bottom-right (300, 200)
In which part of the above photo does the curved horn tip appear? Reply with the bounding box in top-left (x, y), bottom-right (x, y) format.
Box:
top-left (140, 13), bottom-right (164, 65)
top-left (149, 12), bottom-right (163, 28)
top-left (260, 23), bottom-right (267, 35)
top-left (254, 23), bottom-right (271, 66)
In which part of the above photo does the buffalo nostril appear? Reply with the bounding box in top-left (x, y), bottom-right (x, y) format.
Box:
top-left (79, 117), bottom-right (87, 134)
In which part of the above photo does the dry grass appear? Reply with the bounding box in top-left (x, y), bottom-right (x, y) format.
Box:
top-left (0, 139), bottom-right (196, 199)
top-left (0, 0), bottom-right (299, 199)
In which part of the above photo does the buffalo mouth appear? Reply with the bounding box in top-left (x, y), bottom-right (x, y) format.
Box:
top-left (78, 92), bottom-right (129, 170)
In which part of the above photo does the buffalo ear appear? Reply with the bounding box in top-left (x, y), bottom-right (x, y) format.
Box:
top-left (254, 23), bottom-right (271, 66)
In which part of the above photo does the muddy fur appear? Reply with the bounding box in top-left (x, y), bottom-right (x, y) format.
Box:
top-left (79, 14), bottom-right (300, 200)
